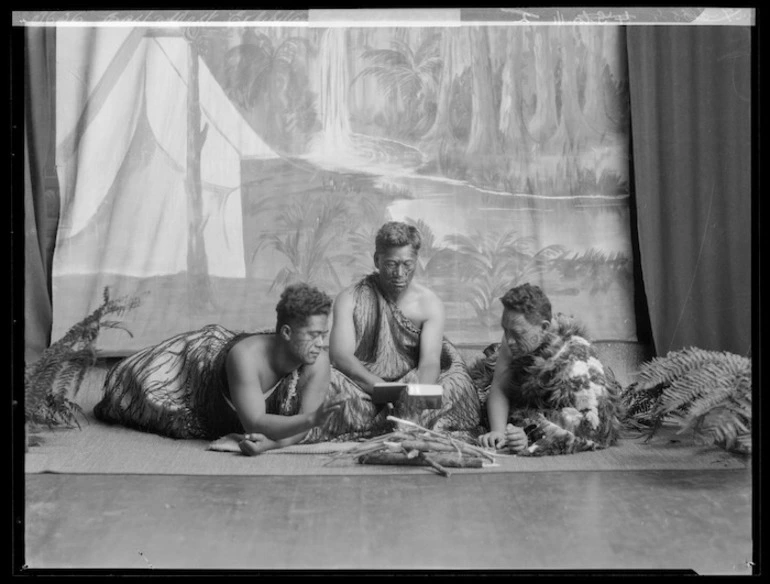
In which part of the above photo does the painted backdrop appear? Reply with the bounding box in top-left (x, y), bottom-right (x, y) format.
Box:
top-left (52, 25), bottom-right (636, 354)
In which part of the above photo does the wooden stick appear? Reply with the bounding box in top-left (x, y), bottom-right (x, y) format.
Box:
top-left (322, 442), bottom-right (387, 466)
top-left (322, 431), bottom-right (412, 465)
top-left (397, 440), bottom-right (460, 453)
top-left (386, 416), bottom-right (497, 462)
top-left (395, 440), bottom-right (487, 461)
top-left (358, 451), bottom-right (483, 470)
top-left (417, 452), bottom-right (452, 478)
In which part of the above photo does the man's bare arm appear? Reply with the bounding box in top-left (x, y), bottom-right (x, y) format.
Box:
top-left (274, 348), bottom-right (336, 446)
top-left (241, 351), bottom-right (338, 453)
top-left (328, 287), bottom-right (384, 394)
top-left (296, 348), bottom-right (332, 415)
top-left (416, 290), bottom-right (444, 385)
top-left (226, 343), bottom-right (334, 440)
top-left (486, 338), bottom-right (515, 434)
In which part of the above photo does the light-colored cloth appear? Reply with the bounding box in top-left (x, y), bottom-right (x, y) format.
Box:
top-left (220, 379), bottom-right (280, 412)
top-left (307, 274), bottom-right (482, 442)
top-left (469, 314), bottom-right (624, 456)
top-left (94, 325), bottom-right (300, 439)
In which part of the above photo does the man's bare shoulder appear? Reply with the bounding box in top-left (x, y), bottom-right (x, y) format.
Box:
top-left (411, 281), bottom-right (443, 305)
top-left (227, 334), bottom-right (269, 368)
top-left (337, 283), bottom-right (358, 297)
top-left (407, 281), bottom-right (444, 319)
top-left (334, 284), bottom-right (357, 307)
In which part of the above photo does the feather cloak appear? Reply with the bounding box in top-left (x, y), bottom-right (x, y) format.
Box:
top-left (469, 314), bottom-right (624, 456)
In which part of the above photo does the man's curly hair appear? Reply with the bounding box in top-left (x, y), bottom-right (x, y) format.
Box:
top-left (374, 221), bottom-right (422, 255)
top-left (275, 283), bottom-right (333, 330)
top-left (500, 283), bottom-right (552, 325)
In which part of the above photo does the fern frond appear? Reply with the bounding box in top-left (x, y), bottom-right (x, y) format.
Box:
top-left (722, 393), bottom-right (752, 420)
top-left (731, 433), bottom-right (752, 455)
top-left (684, 405), bottom-right (742, 435)
top-left (71, 363), bottom-right (90, 398)
top-left (634, 347), bottom-right (723, 390)
top-left (56, 365), bottom-right (82, 395)
top-left (693, 408), bottom-right (750, 452)
top-left (25, 289), bottom-right (142, 430)
top-left (25, 359), bottom-right (67, 416)
top-left (653, 358), bottom-right (750, 418)
top-left (620, 348), bottom-right (752, 454)
top-left (682, 379), bottom-right (748, 423)
top-left (651, 363), bottom-right (726, 418)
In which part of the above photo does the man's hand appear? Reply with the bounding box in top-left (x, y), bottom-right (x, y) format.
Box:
top-left (239, 433), bottom-right (275, 456)
top-left (505, 424), bottom-right (529, 453)
top-left (478, 431), bottom-right (507, 450)
top-left (309, 399), bottom-right (345, 427)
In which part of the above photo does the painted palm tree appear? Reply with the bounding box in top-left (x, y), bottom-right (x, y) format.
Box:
top-left (252, 196), bottom-right (350, 293)
top-left (344, 193), bottom-right (394, 280)
top-left (446, 230), bottom-right (566, 323)
top-left (223, 29), bottom-right (316, 151)
top-left (346, 225), bottom-right (381, 281)
top-left (553, 248), bottom-right (632, 295)
top-left (403, 217), bottom-right (456, 282)
top-left (351, 33), bottom-right (442, 138)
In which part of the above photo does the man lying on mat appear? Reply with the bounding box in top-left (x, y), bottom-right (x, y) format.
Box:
top-left (471, 283), bottom-right (623, 456)
top-left (94, 283), bottom-right (342, 455)
top-left (321, 221), bottom-right (482, 441)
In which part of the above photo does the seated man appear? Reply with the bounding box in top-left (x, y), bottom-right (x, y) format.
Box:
top-left (94, 283), bottom-right (342, 455)
top-left (323, 221), bottom-right (481, 440)
top-left (473, 283), bottom-right (623, 456)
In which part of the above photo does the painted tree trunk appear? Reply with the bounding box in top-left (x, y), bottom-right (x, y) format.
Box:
top-left (578, 26), bottom-right (608, 140)
top-left (547, 26), bottom-right (593, 154)
top-left (422, 28), bottom-right (460, 148)
top-left (499, 29), bottom-right (530, 173)
top-left (389, 27), bottom-right (409, 118)
top-left (466, 26), bottom-right (500, 158)
top-left (186, 42), bottom-right (212, 309)
top-left (527, 28), bottom-right (559, 145)
top-left (601, 26), bottom-right (630, 133)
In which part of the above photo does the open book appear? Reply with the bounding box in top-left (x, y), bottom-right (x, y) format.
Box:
top-left (371, 383), bottom-right (443, 409)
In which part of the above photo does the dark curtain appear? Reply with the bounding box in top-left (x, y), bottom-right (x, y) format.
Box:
top-left (24, 27), bottom-right (58, 363)
top-left (626, 26), bottom-right (752, 356)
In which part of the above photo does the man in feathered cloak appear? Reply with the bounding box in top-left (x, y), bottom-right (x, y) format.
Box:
top-left (473, 283), bottom-right (623, 456)
top-left (316, 221), bottom-right (482, 441)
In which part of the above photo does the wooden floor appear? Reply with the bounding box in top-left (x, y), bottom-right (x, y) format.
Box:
top-left (23, 468), bottom-right (754, 574)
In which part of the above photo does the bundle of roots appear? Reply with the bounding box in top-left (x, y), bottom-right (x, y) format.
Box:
top-left (324, 416), bottom-right (497, 477)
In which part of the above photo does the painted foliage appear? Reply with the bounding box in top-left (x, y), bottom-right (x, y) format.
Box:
top-left (52, 25), bottom-right (635, 353)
